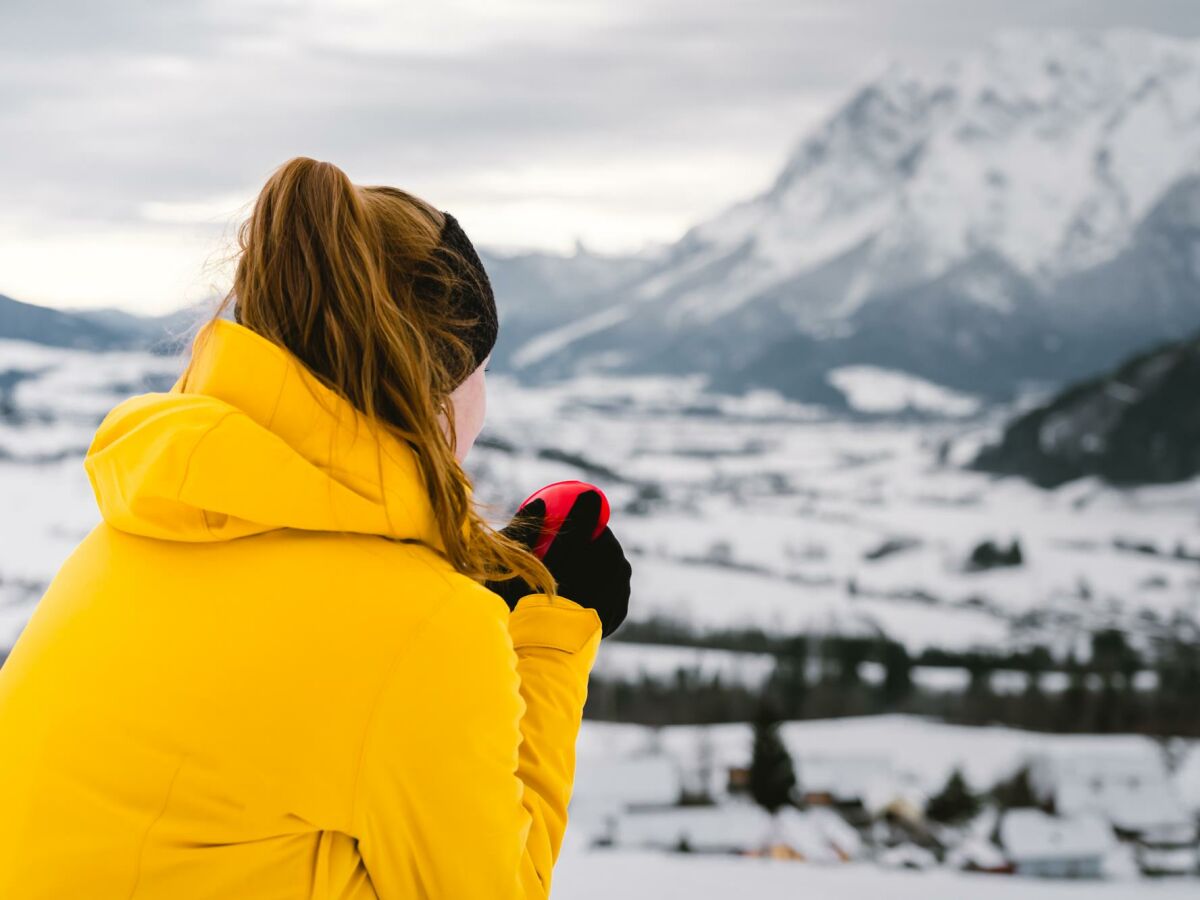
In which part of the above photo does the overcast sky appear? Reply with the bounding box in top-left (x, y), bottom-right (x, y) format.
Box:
top-left (1, 0), bottom-right (1197, 313)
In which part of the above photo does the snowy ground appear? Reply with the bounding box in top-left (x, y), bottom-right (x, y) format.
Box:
top-left (551, 846), bottom-right (1198, 900)
top-left (561, 715), bottom-right (1200, 894)
top-left (475, 374), bottom-right (1200, 660)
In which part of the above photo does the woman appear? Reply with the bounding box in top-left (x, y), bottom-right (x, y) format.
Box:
top-left (0, 157), bottom-right (631, 898)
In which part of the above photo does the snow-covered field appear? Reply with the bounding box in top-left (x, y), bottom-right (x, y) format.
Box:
top-left (2, 340), bottom-right (1199, 662)
top-left (475, 374), bottom-right (1200, 659)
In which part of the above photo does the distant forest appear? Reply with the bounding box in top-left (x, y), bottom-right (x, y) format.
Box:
top-left (587, 620), bottom-right (1200, 737)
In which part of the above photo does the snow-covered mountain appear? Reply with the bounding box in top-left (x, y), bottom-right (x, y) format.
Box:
top-left (512, 31), bottom-right (1200, 404)
top-left (974, 329), bottom-right (1200, 486)
top-left (481, 242), bottom-right (665, 366)
top-left (0, 293), bottom-right (135, 351)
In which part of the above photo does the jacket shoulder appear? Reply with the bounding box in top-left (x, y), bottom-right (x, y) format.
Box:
top-left (311, 533), bottom-right (510, 626)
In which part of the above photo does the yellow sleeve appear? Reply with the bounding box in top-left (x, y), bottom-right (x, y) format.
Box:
top-left (352, 587), bottom-right (601, 899)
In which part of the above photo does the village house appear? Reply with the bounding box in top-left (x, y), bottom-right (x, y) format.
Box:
top-left (1027, 745), bottom-right (1199, 875)
top-left (796, 753), bottom-right (897, 815)
top-left (605, 802), bottom-right (863, 861)
top-left (999, 809), bottom-right (1112, 878)
top-left (1133, 822), bottom-right (1200, 877)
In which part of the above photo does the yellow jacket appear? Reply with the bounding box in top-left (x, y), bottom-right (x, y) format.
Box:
top-left (0, 318), bottom-right (602, 899)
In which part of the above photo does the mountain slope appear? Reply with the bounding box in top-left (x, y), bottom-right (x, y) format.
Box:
top-left (511, 30), bottom-right (1200, 403)
top-left (480, 243), bottom-right (663, 367)
top-left (0, 293), bottom-right (130, 350)
top-left (973, 332), bottom-right (1200, 486)
top-left (69, 306), bottom-right (205, 352)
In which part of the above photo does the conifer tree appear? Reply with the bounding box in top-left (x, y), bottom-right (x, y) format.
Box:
top-left (925, 767), bottom-right (980, 824)
top-left (991, 765), bottom-right (1038, 811)
top-left (881, 640), bottom-right (913, 708)
top-left (748, 699), bottom-right (797, 818)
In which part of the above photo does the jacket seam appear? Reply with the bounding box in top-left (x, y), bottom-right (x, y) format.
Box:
top-left (175, 410), bottom-right (241, 537)
top-left (346, 587), bottom-right (468, 833)
top-left (510, 603), bottom-right (602, 654)
top-left (127, 753), bottom-right (187, 899)
top-left (511, 638), bottom-right (592, 654)
top-left (264, 361), bottom-right (289, 429)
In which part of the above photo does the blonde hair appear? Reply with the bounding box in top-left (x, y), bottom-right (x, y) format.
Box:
top-left (199, 156), bottom-right (553, 595)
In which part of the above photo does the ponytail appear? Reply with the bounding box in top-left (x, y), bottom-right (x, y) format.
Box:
top-left (205, 157), bottom-right (555, 596)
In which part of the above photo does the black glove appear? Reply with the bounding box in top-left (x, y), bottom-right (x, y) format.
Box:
top-left (486, 490), bottom-right (631, 638)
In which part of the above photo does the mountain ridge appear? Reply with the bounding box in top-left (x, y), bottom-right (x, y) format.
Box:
top-left (509, 29), bottom-right (1200, 405)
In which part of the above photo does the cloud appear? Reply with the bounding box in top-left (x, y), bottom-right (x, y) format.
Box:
top-left (1, 0), bottom-right (1198, 310)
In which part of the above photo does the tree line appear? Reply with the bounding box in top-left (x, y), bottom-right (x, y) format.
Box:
top-left (586, 624), bottom-right (1200, 736)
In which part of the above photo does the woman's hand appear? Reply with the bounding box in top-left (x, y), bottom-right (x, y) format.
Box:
top-left (487, 490), bottom-right (631, 638)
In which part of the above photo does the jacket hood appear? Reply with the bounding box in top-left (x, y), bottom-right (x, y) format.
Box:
top-left (84, 318), bottom-right (444, 546)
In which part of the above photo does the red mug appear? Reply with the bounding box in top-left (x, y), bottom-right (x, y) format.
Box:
top-left (518, 480), bottom-right (611, 559)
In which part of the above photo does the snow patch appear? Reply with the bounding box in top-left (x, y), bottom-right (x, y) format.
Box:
top-left (511, 304), bottom-right (633, 368)
top-left (828, 366), bottom-right (982, 417)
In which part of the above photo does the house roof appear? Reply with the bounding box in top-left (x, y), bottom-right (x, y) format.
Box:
top-left (612, 804), bottom-right (771, 851)
top-left (1053, 774), bottom-right (1192, 832)
top-left (1175, 744), bottom-right (1200, 814)
top-left (611, 803), bottom-right (862, 859)
top-left (798, 754), bottom-right (894, 802)
top-left (999, 809), bottom-right (1113, 861)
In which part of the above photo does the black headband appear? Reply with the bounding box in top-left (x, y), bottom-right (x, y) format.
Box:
top-left (233, 209), bottom-right (499, 387)
top-left (431, 211), bottom-right (498, 382)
